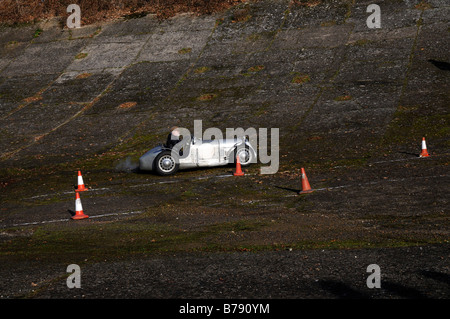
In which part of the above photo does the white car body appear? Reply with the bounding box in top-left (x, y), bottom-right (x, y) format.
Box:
top-left (139, 137), bottom-right (256, 175)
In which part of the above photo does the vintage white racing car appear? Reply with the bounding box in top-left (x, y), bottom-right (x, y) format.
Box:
top-left (139, 136), bottom-right (257, 175)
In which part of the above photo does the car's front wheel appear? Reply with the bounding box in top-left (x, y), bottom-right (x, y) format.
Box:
top-left (154, 151), bottom-right (179, 175)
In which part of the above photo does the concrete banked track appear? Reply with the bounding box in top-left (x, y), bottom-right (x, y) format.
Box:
top-left (0, 0), bottom-right (449, 300)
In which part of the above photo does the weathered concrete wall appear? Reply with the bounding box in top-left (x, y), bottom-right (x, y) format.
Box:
top-left (0, 0), bottom-right (448, 168)
top-left (0, 1), bottom-right (449, 300)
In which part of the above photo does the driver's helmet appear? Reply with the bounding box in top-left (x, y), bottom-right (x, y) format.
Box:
top-left (170, 126), bottom-right (180, 138)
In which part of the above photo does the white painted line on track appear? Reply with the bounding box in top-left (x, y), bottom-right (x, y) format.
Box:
top-left (9, 168), bottom-right (448, 228)
top-left (28, 187), bottom-right (111, 199)
top-left (7, 219), bottom-right (68, 227)
top-left (87, 210), bottom-right (143, 219)
top-left (333, 152), bottom-right (450, 169)
top-left (3, 210), bottom-right (144, 228)
top-left (287, 174), bottom-right (449, 196)
top-left (25, 173), bottom-right (236, 199)
top-left (3, 174), bottom-right (448, 228)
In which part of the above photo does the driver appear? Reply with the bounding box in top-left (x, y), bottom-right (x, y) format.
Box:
top-left (165, 126), bottom-right (182, 149)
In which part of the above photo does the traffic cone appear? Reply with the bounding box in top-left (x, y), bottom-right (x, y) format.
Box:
top-left (233, 156), bottom-right (245, 176)
top-left (299, 167), bottom-right (314, 194)
top-left (75, 170), bottom-right (87, 192)
top-left (419, 137), bottom-right (430, 157)
top-left (71, 192), bottom-right (89, 220)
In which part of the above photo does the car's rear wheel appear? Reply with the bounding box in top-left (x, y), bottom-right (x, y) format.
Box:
top-left (235, 147), bottom-right (253, 167)
top-left (154, 151), bottom-right (179, 175)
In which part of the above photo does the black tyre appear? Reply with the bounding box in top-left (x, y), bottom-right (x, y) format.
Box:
top-left (154, 150), bottom-right (179, 175)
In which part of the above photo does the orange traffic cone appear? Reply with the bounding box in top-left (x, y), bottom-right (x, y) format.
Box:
top-left (71, 192), bottom-right (89, 220)
top-left (233, 156), bottom-right (245, 176)
top-left (75, 170), bottom-right (87, 192)
top-left (299, 167), bottom-right (314, 194)
top-left (419, 137), bottom-right (430, 157)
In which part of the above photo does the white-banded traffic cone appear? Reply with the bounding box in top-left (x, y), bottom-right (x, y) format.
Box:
top-left (71, 192), bottom-right (89, 220)
top-left (75, 170), bottom-right (87, 192)
top-left (419, 137), bottom-right (430, 157)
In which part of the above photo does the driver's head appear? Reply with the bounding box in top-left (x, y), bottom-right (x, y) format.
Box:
top-left (170, 126), bottom-right (180, 137)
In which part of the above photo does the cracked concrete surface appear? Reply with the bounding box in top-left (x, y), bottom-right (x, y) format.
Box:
top-left (0, 0), bottom-right (448, 300)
